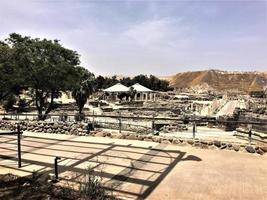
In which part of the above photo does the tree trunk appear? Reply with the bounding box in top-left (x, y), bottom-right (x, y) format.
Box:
top-left (35, 90), bottom-right (55, 120)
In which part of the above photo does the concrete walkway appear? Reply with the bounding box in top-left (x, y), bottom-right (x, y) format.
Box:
top-left (0, 132), bottom-right (266, 200)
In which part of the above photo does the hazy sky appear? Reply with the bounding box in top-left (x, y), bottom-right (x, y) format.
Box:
top-left (0, 0), bottom-right (266, 76)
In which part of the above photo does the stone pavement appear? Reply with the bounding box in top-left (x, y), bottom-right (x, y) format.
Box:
top-left (0, 132), bottom-right (266, 200)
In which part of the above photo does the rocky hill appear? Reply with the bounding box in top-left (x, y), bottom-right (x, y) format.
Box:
top-left (169, 70), bottom-right (267, 93)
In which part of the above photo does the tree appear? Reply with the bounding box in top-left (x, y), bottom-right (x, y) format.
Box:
top-left (0, 41), bottom-right (24, 102)
top-left (120, 77), bottom-right (133, 87)
top-left (72, 67), bottom-right (95, 116)
top-left (4, 33), bottom-right (80, 120)
top-left (128, 86), bottom-right (136, 101)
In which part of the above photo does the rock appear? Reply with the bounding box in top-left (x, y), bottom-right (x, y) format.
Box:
top-left (245, 145), bottom-right (255, 153)
top-left (214, 140), bottom-right (221, 148)
top-left (95, 131), bottom-right (105, 137)
top-left (144, 138), bottom-right (152, 142)
top-left (233, 145), bottom-right (240, 151)
top-left (161, 139), bottom-right (171, 144)
top-left (138, 135), bottom-right (144, 141)
top-left (201, 144), bottom-right (209, 149)
top-left (256, 148), bottom-right (264, 155)
top-left (259, 146), bottom-right (267, 152)
top-left (193, 142), bottom-right (202, 148)
top-left (200, 140), bottom-right (208, 145)
top-left (110, 133), bottom-right (119, 138)
top-left (187, 139), bottom-right (194, 145)
top-left (220, 144), bottom-right (227, 150)
top-left (168, 138), bottom-right (173, 143)
top-left (207, 141), bottom-right (214, 145)
top-left (127, 134), bottom-right (137, 140)
top-left (119, 134), bottom-right (126, 139)
top-left (152, 136), bottom-right (160, 142)
top-left (227, 143), bottom-right (232, 148)
top-left (172, 139), bottom-right (180, 144)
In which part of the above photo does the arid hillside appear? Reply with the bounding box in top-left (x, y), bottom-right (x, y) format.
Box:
top-left (169, 70), bottom-right (267, 92)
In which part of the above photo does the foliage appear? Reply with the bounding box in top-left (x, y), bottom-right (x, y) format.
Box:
top-left (95, 74), bottom-right (170, 92)
top-left (2, 94), bottom-right (16, 112)
top-left (0, 170), bottom-right (116, 200)
top-left (2, 33), bottom-right (80, 120)
top-left (72, 67), bottom-right (95, 115)
top-left (17, 98), bottom-right (29, 113)
top-left (95, 75), bottom-right (118, 90)
top-left (0, 41), bottom-right (24, 101)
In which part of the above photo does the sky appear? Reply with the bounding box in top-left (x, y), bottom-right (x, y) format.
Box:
top-left (0, 0), bottom-right (266, 76)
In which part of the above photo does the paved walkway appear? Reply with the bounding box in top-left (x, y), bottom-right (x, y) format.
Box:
top-left (0, 132), bottom-right (266, 200)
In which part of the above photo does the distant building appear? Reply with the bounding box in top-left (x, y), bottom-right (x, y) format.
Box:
top-left (103, 83), bottom-right (156, 101)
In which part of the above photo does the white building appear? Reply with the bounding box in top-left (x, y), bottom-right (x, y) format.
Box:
top-left (103, 83), bottom-right (156, 101)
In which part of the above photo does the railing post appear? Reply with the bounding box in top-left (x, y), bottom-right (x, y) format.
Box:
top-left (92, 110), bottom-right (95, 129)
top-left (118, 111), bottom-right (122, 133)
top-left (152, 118), bottom-right (155, 134)
top-left (17, 124), bottom-right (22, 168)
top-left (193, 121), bottom-right (196, 139)
top-left (54, 156), bottom-right (61, 182)
top-left (248, 125), bottom-right (252, 144)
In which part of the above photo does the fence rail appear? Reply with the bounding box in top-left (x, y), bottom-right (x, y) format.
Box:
top-left (0, 113), bottom-right (266, 125)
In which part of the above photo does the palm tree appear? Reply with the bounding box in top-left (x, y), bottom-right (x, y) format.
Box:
top-left (72, 67), bottom-right (95, 118)
top-left (128, 86), bottom-right (136, 101)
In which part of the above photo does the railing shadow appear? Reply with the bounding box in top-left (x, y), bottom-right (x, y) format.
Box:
top-left (0, 135), bottom-right (202, 199)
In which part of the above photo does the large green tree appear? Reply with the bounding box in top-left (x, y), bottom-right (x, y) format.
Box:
top-left (0, 41), bottom-right (24, 101)
top-left (72, 67), bottom-right (95, 115)
top-left (4, 33), bottom-right (80, 120)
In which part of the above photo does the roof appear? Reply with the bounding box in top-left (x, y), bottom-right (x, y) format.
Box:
top-left (131, 83), bottom-right (152, 92)
top-left (103, 83), bottom-right (129, 92)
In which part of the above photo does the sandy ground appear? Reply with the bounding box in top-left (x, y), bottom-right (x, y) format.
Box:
top-left (0, 132), bottom-right (266, 200)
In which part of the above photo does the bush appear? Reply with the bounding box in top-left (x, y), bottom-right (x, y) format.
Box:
top-left (3, 95), bottom-right (16, 112)
top-left (17, 98), bottom-right (29, 113)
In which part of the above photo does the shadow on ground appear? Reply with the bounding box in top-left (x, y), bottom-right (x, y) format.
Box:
top-left (0, 135), bottom-right (202, 199)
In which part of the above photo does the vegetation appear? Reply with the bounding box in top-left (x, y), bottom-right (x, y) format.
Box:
top-left (0, 33), bottom-right (171, 119)
top-left (0, 169), bottom-right (116, 200)
top-left (95, 74), bottom-right (171, 91)
top-left (0, 33), bottom-right (82, 119)
top-left (72, 67), bottom-right (95, 117)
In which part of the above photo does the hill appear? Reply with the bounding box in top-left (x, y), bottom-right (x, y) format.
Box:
top-left (169, 70), bottom-right (267, 93)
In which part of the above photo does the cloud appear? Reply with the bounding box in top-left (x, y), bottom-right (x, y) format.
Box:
top-left (0, 0), bottom-right (266, 75)
top-left (124, 18), bottom-right (179, 46)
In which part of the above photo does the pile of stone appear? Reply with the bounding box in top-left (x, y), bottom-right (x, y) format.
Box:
top-left (0, 120), bottom-right (88, 136)
top-left (89, 131), bottom-right (266, 155)
top-left (97, 122), bottom-right (151, 133)
top-left (160, 124), bottom-right (188, 133)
